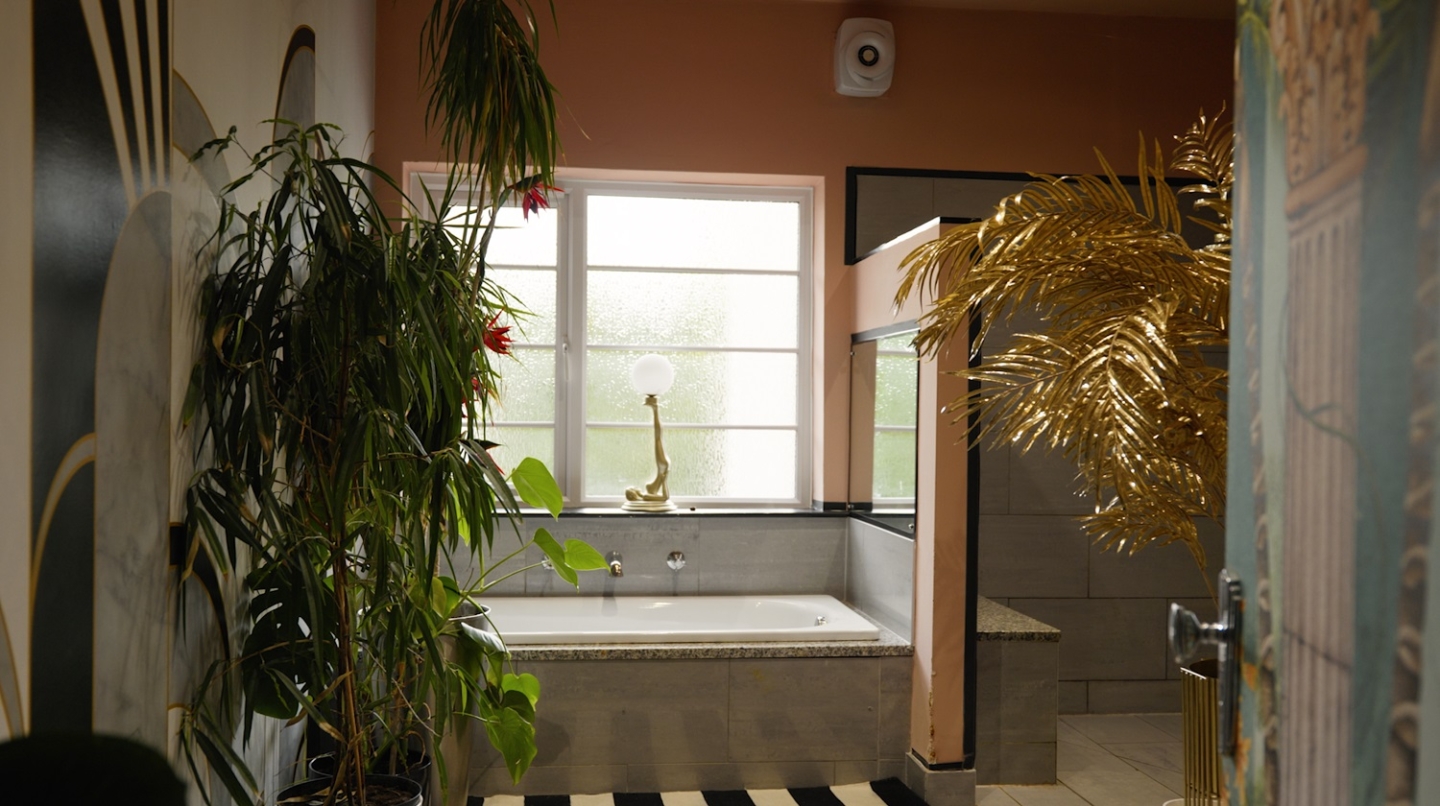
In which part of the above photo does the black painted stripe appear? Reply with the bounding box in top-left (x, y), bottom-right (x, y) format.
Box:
top-left (702, 790), bottom-right (756, 806)
top-left (470, 781), bottom-right (926, 806)
top-left (869, 779), bottom-right (926, 806)
top-left (786, 787), bottom-right (844, 806)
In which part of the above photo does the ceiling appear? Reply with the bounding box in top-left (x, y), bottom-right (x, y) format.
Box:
top-left (793, 0), bottom-right (1234, 19)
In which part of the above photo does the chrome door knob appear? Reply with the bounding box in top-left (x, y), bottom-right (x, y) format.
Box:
top-left (1168, 569), bottom-right (1244, 759)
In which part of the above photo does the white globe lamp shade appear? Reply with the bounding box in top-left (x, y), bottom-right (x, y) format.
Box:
top-left (630, 354), bottom-right (675, 396)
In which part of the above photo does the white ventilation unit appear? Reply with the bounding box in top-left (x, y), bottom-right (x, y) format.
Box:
top-left (835, 18), bottom-right (895, 97)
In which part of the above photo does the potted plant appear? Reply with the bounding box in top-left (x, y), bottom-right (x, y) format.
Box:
top-left (895, 112), bottom-right (1232, 802)
top-left (176, 122), bottom-right (600, 806)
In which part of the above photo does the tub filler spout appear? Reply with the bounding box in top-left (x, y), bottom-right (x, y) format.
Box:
top-left (606, 551), bottom-right (623, 577)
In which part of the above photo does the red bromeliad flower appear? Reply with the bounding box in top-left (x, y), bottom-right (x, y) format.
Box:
top-left (483, 313), bottom-right (513, 355)
top-left (510, 176), bottom-right (560, 220)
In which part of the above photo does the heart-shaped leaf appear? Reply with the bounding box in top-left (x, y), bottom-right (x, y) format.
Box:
top-left (509, 457), bottom-right (563, 516)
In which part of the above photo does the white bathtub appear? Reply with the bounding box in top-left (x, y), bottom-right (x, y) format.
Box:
top-left (477, 594), bottom-right (881, 644)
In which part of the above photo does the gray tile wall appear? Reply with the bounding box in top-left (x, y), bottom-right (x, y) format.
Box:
top-left (468, 654), bottom-right (913, 796)
top-left (466, 515), bottom-right (850, 598)
top-left (845, 519), bottom-right (915, 640)
top-left (974, 639), bottom-right (1059, 785)
top-left (977, 419), bottom-right (1225, 714)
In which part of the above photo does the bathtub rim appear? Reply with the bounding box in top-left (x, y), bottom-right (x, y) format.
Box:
top-left (498, 604), bottom-right (911, 661)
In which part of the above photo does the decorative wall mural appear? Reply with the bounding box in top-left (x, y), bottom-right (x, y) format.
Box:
top-left (1232, 1), bottom-right (1440, 805)
top-left (32, 0), bottom-right (135, 734)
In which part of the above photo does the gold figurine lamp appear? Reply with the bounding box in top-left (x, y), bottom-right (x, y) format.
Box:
top-left (623, 354), bottom-right (677, 512)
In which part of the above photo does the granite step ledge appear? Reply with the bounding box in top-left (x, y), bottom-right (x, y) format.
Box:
top-left (977, 596), bottom-right (1062, 642)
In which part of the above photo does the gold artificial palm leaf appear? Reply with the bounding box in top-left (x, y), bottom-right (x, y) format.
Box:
top-left (897, 112), bottom-right (1231, 590)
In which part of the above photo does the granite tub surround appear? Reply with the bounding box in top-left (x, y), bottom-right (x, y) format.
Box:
top-left (976, 597), bottom-right (1060, 643)
top-left (975, 598), bottom-right (1060, 786)
top-left (467, 653), bottom-right (914, 796)
top-left (502, 616), bottom-right (913, 661)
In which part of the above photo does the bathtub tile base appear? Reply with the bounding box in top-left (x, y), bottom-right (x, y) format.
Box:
top-left (626, 761), bottom-right (835, 793)
top-left (834, 759), bottom-right (879, 785)
top-left (470, 652), bottom-right (913, 798)
top-left (468, 762), bottom-right (629, 797)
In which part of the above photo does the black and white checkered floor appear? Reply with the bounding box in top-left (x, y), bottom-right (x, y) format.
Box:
top-left (468, 778), bottom-right (928, 806)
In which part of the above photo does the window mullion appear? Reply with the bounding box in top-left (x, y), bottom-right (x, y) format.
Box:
top-left (563, 188), bottom-right (589, 505)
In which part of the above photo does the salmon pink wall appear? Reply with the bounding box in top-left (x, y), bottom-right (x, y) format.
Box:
top-left (373, 0), bottom-right (1232, 503)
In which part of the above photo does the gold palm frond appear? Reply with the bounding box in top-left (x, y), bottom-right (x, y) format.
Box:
top-left (897, 111), bottom-right (1231, 582)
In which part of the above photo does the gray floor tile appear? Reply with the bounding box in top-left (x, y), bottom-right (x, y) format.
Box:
top-left (1105, 742), bottom-right (1182, 773)
top-left (1056, 721), bottom-right (1103, 751)
top-left (1055, 738), bottom-right (1133, 776)
top-left (976, 786), bottom-right (1023, 806)
top-left (1137, 713), bottom-right (1183, 739)
top-left (1060, 714), bottom-right (1176, 745)
top-left (1001, 785), bottom-right (1094, 806)
top-left (1059, 765), bottom-right (1180, 806)
top-left (1120, 758), bottom-right (1184, 795)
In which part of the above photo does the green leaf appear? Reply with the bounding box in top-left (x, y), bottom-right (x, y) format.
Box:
top-left (510, 457), bottom-right (563, 516)
top-left (248, 670), bottom-right (299, 721)
top-left (460, 619), bottom-right (509, 656)
top-left (439, 575), bottom-right (463, 617)
top-left (563, 539), bottom-right (606, 571)
top-left (501, 672), bottom-right (541, 706)
top-left (430, 576), bottom-right (449, 617)
top-left (194, 729), bottom-right (258, 806)
top-left (531, 528), bottom-right (577, 587)
top-left (484, 705), bottom-right (538, 784)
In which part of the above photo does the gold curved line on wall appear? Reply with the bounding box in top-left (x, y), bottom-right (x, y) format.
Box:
top-left (0, 599), bottom-right (22, 736)
top-left (80, 0), bottom-right (136, 209)
top-left (29, 433), bottom-right (97, 606)
top-left (171, 71), bottom-right (218, 155)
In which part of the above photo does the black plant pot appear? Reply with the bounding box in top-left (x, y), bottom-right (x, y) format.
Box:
top-left (309, 751), bottom-right (432, 802)
top-left (278, 772), bottom-right (422, 806)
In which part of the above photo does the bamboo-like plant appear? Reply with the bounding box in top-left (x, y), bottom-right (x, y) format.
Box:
top-left (423, 0), bottom-right (559, 215)
top-left (895, 113), bottom-right (1232, 590)
top-left (178, 124), bottom-right (601, 806)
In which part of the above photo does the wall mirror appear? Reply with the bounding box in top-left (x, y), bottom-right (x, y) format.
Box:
top-left (848, 323), bottom-right (919, 537)
top-left (845, 167), bottom-right (1217, 265)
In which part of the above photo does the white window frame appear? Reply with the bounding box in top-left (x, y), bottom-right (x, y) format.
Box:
top-left (405, 167), bottom-right (815, 509)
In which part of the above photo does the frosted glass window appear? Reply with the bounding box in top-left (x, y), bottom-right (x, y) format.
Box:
top-left (485, 426), bottom-right (554, 477)
top-left (586, 349), bottom-right (796, 426)
top-left (429, 175), bottom-right (810, 506)
top-left (488, 267), bottom-right (557, 343)
top-left (585, 427), bottom-right (796, 499)
top-left (587, 196), bottom-right (799, 271)
top-left (491, 347), bottom-right (555, 421)
top-left (587, 271), bottom-right (798, 348)
top-left (446, 205), bottom-right (558, 267)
